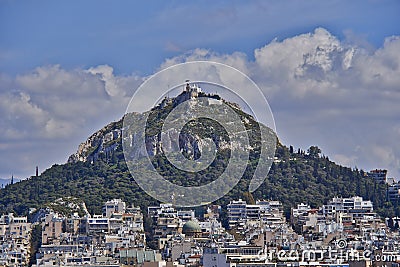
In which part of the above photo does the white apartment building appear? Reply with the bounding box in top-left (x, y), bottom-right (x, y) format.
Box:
top-left (227, 199), bottom-right (284, 229)
top-left (103, 199), bottom-right (126, 218)
top-left (322, 196), bottom-right (373, 216)
top-left (0, 214), bottom-right (32, 266)
top-left (291, 203), bottom-right (312, 218)
top-left (388, 182), bottom-right (400, 202)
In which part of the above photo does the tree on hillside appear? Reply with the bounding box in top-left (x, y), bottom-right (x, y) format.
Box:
top-left (308, 146), bottom-right (321, 158)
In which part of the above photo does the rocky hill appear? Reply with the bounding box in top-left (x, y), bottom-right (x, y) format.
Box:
top-left (0, 88), bottom-right (396, 219)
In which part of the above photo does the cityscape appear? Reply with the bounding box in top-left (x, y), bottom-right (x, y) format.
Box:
top-left (1, 1), bottom-right (400, 267)
top-left (1, 169), bottom-right (399, 267)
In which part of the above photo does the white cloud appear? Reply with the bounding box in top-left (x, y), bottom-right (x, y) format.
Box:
top-left (160, 48), bottom-right (249, 75)
top-left (87, 65), bottom-right (124, 97)
top-left (332, 154), bottom-right (358, 168)
top-left (354, 36), bottom-right (400, 90)
top-left (0, 91), bottom-right (48, 139)
top-left (0, 65), bottom-right (143, 177)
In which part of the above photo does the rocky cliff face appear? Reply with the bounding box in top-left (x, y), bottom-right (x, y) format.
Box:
top-left (68, 121), bottom-right (122, 163)
top-left (68, 89), bottom-right (275, 165)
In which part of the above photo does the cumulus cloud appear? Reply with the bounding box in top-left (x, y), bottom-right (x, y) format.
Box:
top-left (160, 48), bottom-right (249, 75)
top-left (0, 65), bottom-right (143, 177)
top-left (354, 36), bottom-right (400, 90)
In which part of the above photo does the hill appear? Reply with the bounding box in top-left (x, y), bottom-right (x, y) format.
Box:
top-left (0, 88), bottom-right (397, 220)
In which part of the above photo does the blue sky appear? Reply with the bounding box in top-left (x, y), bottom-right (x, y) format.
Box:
top-left (1, 1), bottom-right (399, 75)
top-left (0, 1), bottom-right (400, 180)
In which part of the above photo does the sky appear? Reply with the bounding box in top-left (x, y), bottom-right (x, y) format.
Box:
top-left (0, 0), bottom-right (400, 180)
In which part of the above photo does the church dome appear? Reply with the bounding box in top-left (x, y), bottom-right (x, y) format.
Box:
top-left (182, 220), bottom-right (201, 234)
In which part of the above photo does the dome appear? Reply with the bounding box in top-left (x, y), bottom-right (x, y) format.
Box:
top-left (182, 220), bottom-right (201, 234)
